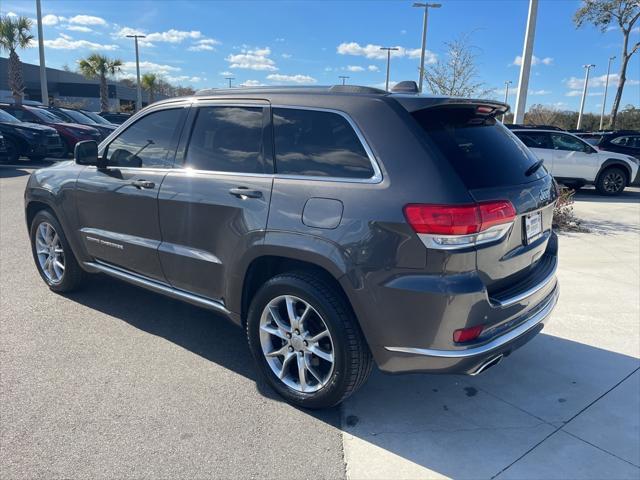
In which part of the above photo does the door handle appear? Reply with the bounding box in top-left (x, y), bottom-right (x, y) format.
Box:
top-left (131, 179), bottom-right (156, 189)
top-left (229, 187), bottom-right (262, 199)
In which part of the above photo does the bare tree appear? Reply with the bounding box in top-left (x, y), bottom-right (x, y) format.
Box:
top-left (525, 104), bottom-right (561, 125)
top-left (574, 0), bottom-right (640, 128)
top-left (423, 34), bottom-right (493, 98)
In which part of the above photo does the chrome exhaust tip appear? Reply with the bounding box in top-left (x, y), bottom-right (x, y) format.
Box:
top-left (470, 354), bottom-right (504, 376)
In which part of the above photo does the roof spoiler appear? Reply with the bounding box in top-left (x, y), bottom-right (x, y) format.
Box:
top-left (396, 96), bottom-right (509, 117)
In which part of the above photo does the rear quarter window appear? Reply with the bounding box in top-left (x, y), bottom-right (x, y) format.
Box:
top-left (273, 108), bottom-right (375, 179)
top-left (412, 107), bottom-right (547, 189)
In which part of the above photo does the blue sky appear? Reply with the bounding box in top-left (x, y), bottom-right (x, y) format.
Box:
top-left (2, 0), bottom-right (638, 113)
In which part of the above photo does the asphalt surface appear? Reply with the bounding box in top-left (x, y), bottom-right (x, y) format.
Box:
top-left (0, 162), bottom-right (345, 479)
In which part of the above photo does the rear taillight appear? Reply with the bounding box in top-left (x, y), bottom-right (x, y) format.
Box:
top-left (404, 201), bottom-right (516, 250)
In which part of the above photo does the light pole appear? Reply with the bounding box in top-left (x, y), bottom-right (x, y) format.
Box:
top-left (35, 0), bottom-right (49, 106)
top-left (513, 0), bottom-right (539, 124)
top-left (412, 2), bottom-right (441, 93)
top-left (380, 47), bottom-right (399, 91)
top-left (577, 64), bottom-right (595, 130)
top-left (126, 34), bottom-right (146, 111)
top-left (338, 75), bottom-right (349, 85)
top-left (599, 56), bottom-right (615, 131)
top-left (225, 77), bottom-right (235, 88)
top-left (502, 80), bottom-right (512, 123)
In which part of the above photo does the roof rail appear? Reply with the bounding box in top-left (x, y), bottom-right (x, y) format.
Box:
top-left (505, 124), bottom-right (565, 131)
top-left (328, 85), bottom-right (387, 94)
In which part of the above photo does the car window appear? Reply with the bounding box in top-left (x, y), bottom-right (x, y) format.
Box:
top-left (27, 107), bottom-right (64, 123)
top-left (105, 108), bottom-right (183, 168)
top-left (184, 106), bottom-right (265, 173)
top-left (611, 135), bottom-right (640, 149)
top-left (0, 109), bottom-right (20, 123)
top-left (412, 107), bottom-right (546, 188)
top-left (273, 108), bottom-right (374, 179)
top-left (514, 131), bottom-right (552, 149)
top-left (61, 108), bottom-right (97, 124)
top-left (3, 108), bottom-right (32, 122)
top-left (550, 133), bottom-right (590, 152)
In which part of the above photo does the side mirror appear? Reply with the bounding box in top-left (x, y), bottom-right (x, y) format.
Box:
top-left (75, 140), bottom-right (99, 166)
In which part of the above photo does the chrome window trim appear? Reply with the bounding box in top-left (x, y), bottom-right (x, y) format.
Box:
top-left (271, 104), bottom-right (383, 184)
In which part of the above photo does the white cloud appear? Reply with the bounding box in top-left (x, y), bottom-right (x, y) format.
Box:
top-left (567, 73), bottom-right (640, 89)
top-left (346, 65), bottom-right (365, 72)
top-left (368, 65), bottom-right (379, 72)
top-left (41, 14), bottom-right (62, 26)
top-left (530, 89), bottom-right (552, 95)
top-left (324, 67), bottom-right (333, 72)
top-left (565, 90), bottom-right (582, 97)
top-left (44, 35), bottom-right (118, 51)
top-left (511, 55), bottom-right (554, 66)
top-left (281, 53), bottom-right (292, 59)
top-left (6, 12), bottom-right (18, 18)
top-left (266, 73), bottom-right (317, 84)
top-left (275, 38), bottom-right (285, 42)
top-left (337, 42), bottom-right (436, 63)
top-left (227, 47), bottom-right (277, 71)
top-left (147, 29), bottom-right (202, 43)
top-left (166, 75), bottom-right (203, 84)
top-left (219, 71), bottom-right (233, 76)
top-left (121, 61), bottom-right (181, 75)
top-left (239, 80), bottom-right (266, 87)
top-left (66, 25), bottom-right (92, 33)
top-left (68, 15), bottom-right (107, 26)
top-left (188, 39), bottom-right (220, 51)
top-left (400, 29), bottom-right (407, 35)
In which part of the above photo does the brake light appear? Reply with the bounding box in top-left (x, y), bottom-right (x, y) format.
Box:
top-left (403, 201), bottom-right (516, 250)
top-left (453, 325), bottom-right (484, 343)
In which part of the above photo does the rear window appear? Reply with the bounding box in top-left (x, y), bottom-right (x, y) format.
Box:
top-left (412, 107), bottom-right (546, 189)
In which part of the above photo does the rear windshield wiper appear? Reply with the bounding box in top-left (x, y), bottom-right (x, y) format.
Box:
top-left (525, 159), bottom-right (545, 176)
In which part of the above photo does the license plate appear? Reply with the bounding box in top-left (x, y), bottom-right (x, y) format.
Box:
top-left (524, 211), bottom-right (543, 244)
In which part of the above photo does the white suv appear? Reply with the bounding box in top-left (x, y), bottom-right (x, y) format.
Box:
top-left (512, 128), bottom-right (639, 195)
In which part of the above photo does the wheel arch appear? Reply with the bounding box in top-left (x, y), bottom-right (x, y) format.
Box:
top-left (596, 159), bottom-right (632, 185)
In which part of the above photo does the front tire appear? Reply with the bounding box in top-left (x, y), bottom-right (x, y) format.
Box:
top-left (29, 210), bottom-right (84, 293)
top-left (596, 167), bottom-right (627, 196)
top-left (247, 272), bottom-right (372, 409)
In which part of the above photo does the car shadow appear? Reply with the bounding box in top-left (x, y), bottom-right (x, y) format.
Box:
top-left (573, 186), bottom-right (640, 204)
top-left (0, 165), bottom-right (31, 178)
top-left (64, 274), bottom-right (639, 479)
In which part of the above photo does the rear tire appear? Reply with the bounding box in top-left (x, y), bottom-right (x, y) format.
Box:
top-left (4, 138), bottom-right (19, 163)
top-left (29, 210), bottom-right (84, 293)
top-left (596, 167), bottom-right (627, 196)
top-left (247, 272), bottom-right (372, 409)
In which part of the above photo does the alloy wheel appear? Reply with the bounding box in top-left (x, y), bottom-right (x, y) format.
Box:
top-left (259, 295), bottom-right (335, 393)
top-left (603, 171), bottom-right (625, 193)
top-left (35, 222), bottom-right (65, 284)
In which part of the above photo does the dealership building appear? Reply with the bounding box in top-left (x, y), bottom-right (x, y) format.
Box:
top-left (0, 57), bottom-right (159, 111)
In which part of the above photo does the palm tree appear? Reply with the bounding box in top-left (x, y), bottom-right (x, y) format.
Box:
top-left (78, 54), bottom-right (123, 112)
top-left (141, 73), bottom-right (158, 104)
top-left (0, 15), bottom-right (34, 105)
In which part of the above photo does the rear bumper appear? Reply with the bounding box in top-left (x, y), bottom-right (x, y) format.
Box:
top-left (378, 283), bottom-right (558, 374)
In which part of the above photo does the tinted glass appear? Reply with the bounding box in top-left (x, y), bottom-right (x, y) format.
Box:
top-left (185, 106), bottom-right (264, 173)
top-left (550, 133), bottom-right (590, 152)
top-left (514, 131), bottom-right (552, 149)
top-left (273, 108), bottom-right (374, 178)
top-left (412, 107), bottom-right (546, 189)
top-left (105, 108), bottom-right (183, 168)
top-left (611, 135), bottom-right (640, 149)
top-left (3, 108), bottom-right (32, 121)
top-left (27, 107), bottom-right (64, 123)
top-left (0, 110), bottom-right (19, 123)
top-left (82, 111), bottom-right (113, 125)
top-left (61, 108), bottom-right (97, 124)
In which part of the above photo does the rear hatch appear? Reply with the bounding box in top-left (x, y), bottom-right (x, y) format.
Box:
top-left (407, 101), bottom-right (557, 293)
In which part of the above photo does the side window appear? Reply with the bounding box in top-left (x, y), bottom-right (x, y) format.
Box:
top-left (611, 136), bottom-right (640, 149)
top-left (184, 106), bottom-right (265, 173)
top-left (516, 132), bottom-right (551, 149)
top-left (104, 109), bottom-right (183, 168)
top-left (6, 108), bottom-right (27, 121)
top-left (273, 108), bottom-right (374, 179)
top-left (551, 133), bottom-right (589, 153)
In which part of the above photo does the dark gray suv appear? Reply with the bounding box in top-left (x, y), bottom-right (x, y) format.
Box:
top-left (25, 85), bottom-right (559, 408)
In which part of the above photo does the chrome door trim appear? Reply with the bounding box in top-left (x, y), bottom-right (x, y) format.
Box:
top-left (84, 261), bottom-right (230, 315)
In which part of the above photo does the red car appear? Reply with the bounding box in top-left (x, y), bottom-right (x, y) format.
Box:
top-left (0, 104), bottom-right (101, 157)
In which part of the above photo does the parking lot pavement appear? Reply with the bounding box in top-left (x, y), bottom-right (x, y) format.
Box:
top-left (342, 187), bottom-right (640, 479)
top-left (2, 162), bottom-right (639, 480)
top-left (0, 164), bottom-right (345, 479)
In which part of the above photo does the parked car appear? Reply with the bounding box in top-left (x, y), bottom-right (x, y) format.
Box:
top-left (0, 104), bottom-right (101, 157)
top-left (0, 108), bottom-right (65, 162)
top-left (79, 109), bottom-right (118, 127)
top-left (43, 106), bottom-right (117, 141)
top-left (98, 111), bottom-right (132, 125)
top-left (25, 85), bottom-right (560, 408)
top-left (575, 130), bottom-right (640, 161)
top-left (512, 128), bottom-right (639, 194)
